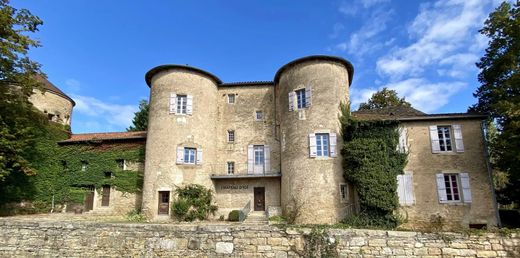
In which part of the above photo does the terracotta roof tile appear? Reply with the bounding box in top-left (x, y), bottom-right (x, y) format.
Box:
top-left (58, 131), bottom-right (147, 144)
top-left (352, 107), bottom-right (487, 121)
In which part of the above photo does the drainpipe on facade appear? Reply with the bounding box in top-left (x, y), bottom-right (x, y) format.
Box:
top-left (481, 120), bottom-right (502, 227)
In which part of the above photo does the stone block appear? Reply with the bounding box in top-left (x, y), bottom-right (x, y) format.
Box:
top-left (442, 248), bottom-right (460, 256)
top-left (349, 237), bottom-right (367, 246)
top-left (258, 245), bottom-right (272, 252)
top-left (368, 239), bottom-right (386, 247)
top-left (476, 250), bottom-right (497, 257)
top-left (215, 242), bottom-right (233, 254)
top-left (268, 237), bottom-right (283, 246)
top-left (187, 238), bottom-right (200, 250)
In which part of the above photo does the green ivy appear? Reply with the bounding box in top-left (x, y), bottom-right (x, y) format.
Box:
top-left (171, 184), bottom-right (218, 221)
top-left (339, 103), bottom-right (407, 229)
top-left (0, 119), bottom-right (144, 213)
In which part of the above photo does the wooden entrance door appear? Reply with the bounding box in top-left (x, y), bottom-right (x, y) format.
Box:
top-left (158, 191), bottom-right (170, 215)
top-left (254, 187), bottom-right (265, 211)
top-left (85, 186), bottom-right (95, 211)
top-left (101, 185), bottom-right (110, 206)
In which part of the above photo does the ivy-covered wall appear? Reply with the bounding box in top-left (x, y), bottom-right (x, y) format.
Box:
top-left (0, 120), bottom-right (144, 214)
top-left (340, 104), bottom-right (408, 228)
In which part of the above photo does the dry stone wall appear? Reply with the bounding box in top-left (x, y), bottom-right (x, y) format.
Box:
top-left (0, 220), bottom-right (518, 257)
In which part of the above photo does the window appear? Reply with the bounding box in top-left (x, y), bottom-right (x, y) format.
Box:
top-left (176, 95), bottom-right (187, 114)
top-left (184, 148), bottom-right (196, 164)
top-left (340, 184), bottom-right (348, 203)
top-left (176, 147), bottom-right (202, 165)
top-left (430, 125), bottom-right (464, 153)
top-left (436, 173), bottom-right (472, 203)
top-left (116, 159), bottom-right (127, 170)
top-left (255, 111), bottom-right (263, 120)
top-left (227, 94), bottom-right (235, 104)
top-left (309, 132), bottom-right (337, 158)
top-left (228, 130), bottom-right (235, 142)
top-left (247, 145), bottom-right (271, 174)
top-left (316, 133), bottom-right (329, 157)
top-left (81, 161), bottom-right (88, 172)
top-left (296, 89), bottom-right (306, 109)
top-left (227, 162), bottom-right (235, 175)
top-left (61, 160), bottom-right (68, 170)
top-left (254, 145), bottom-right (265, 165)
top-left (437, 126), bottom-right (452, 152)
top-left (104, 172), bottom-right (113, 178)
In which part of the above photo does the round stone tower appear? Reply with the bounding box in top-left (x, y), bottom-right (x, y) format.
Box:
top-left (142, 65), bottom-right (221, 219)
top-left (275, 55), bottom-right (354, 224)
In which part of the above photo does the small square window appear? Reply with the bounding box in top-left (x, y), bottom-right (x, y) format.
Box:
top-left (227, 94), bottom-right (236, 104)
top-left (255, 111), bottom-right (263, 120)
top-left (184, 148), bottom-right (196, 164)
top-left (81, 161), bottom-right (88, 172)
top-left (104, 172), bottom-right (113, 178)
top-left (116, 159), bottom-right (127, 170)
top-left (228, 130), bottom-right (235, 142)
top-left (227, 162), bottom-right (235, 175)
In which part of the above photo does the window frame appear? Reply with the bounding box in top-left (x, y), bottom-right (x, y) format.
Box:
top-left (254, 145), bottom-right (265, 165)
top-left (227, 94), bottom-right (236, 104)
top-left (176, 95), bottom-right (188, 114)
top-left (255, 110), bottom-right (263, 121)
top-left (116, 159), bottom-right (127, 170)
top-left (316, 133), bottom-right (330, 157)
top-left (437, 126), bottom-right (453, 152)
top-left (339, 183), bottom-right (349, 203)
top-left (81, 161), bottom-right (88, 172)
top-left (227, 161), bottom-right (235, 175)
top-left (227, 130), bottom-right (235, 142)
top-left (295, 88), bottom-right (306, 109)
top-left (443, 173), bottom-right (461, 202)
top-left (183, 147), bottom-right (196, 164)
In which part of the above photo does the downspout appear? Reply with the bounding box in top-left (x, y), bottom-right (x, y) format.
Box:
top-left (481, 120), bottom-right (501, 227)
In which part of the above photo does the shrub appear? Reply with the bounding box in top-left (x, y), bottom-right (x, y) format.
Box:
top-left (126, 208), bottom-right (146, 222)
top-left (171, 184), bottom-right (218, 222)
top-left (228, 210), bottom-right (240, 221)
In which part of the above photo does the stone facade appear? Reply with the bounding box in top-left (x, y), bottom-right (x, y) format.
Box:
top-left (0, 220), bottom-right (518, 257)
top-left (28, 76), bottom-right (75, 126)
top-left (142, 56), bottom-right (354, 223)
top-left (399, 118), bottom-right (498, 230)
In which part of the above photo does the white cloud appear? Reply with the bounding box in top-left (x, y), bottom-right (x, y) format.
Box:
top-left (383, 78), bottom-right (466, 112)
top-left (376, 0), bottom-right (492, 79)
top-left (65, 78), bottom-right (81, 92)
top-left (329, 23), bottom-right (345, 39)
top-left (335, 8), bottom-right (393, 57)
top-left (360, 0), bottom-right (390, 8)
top-left (71, 94), bottom-right (138, 131)
top-left (350, 87), bottom-right (377, 108)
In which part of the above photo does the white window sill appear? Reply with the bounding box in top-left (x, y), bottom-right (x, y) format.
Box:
top-left (312, 156), bottom-right (334, 160)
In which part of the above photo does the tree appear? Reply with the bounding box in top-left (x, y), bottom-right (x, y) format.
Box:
top-left (470, 1), bottom-right (520, 205)
top-left (358, 87), bottom-right (411, 110)
top-left (127, 99), bottom-right (149, 132)
top-left (0, 0), bottom-right (44, 181)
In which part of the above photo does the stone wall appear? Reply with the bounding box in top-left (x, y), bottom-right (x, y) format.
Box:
top-left (1, 220), bottom-right (518, 257)
top-left (29, 89), bottom-right (74, 125)
top-left (401, 119), bottom-right (498, 230)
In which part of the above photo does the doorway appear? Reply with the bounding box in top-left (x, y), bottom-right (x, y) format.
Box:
top-left (101, 185), bottom-right (110, 207)
top-left (84, 186), bottom-right (95, 211)
top-left (254, 187), bottom-right (265, 211)
top-left (158, 191), bottom-right (170, 215)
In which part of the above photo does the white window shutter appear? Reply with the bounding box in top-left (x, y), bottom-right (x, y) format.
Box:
top-left (309, 133), bottom-right (317, 157)
top-left (460, 173), bottom-right (472, 203)
top-left (169, 93), bottom-right (177, 114)
top-left (398, 127), bottom-right (408, 153)
top-left (288, 91), bottom-right (295, 111)
top-left (305, 85), bottom-right (312, 107)
top-left (397, 175), bottom-right (406, 205)
top-left (329, 132), bottom-right (337, 157)
top-left (436, 173), bottom-right (448, 203)
top-left (247, 145), bottom-right (254, 174)
top-left (176, 146), bottom-right (184, 164)
top-left (186, 95), bottom-right (193, 115)
top-left (429, 125), bottom-right (441, 153)
top-left (264, 145), bottom-right (271, 173)
top-left (404, 173), bottom-right (415, 205)
top-left (453, 124), bottom-right (464, 153)
top-left (196, 149), bottom-right (203, 165)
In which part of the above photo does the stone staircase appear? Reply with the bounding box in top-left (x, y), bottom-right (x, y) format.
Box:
top-left (242, 211), bottom-right (268, 225)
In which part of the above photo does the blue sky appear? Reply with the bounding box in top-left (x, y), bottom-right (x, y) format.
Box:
top-left (12, 0), bottom-right (504, 133)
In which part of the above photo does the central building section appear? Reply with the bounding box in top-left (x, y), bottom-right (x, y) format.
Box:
top-left (141, 56), bottom-right (354, 223)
